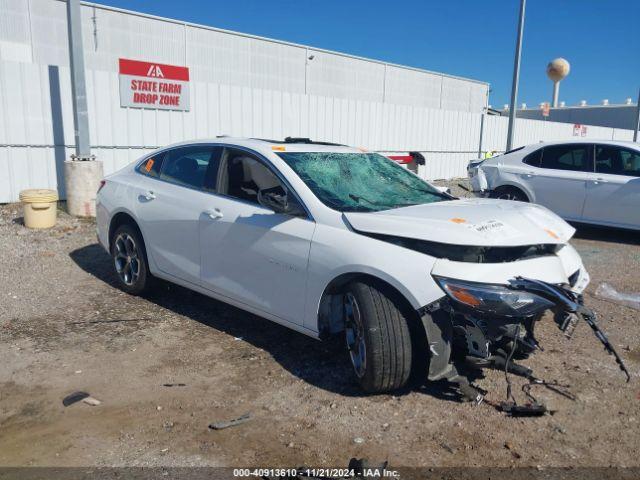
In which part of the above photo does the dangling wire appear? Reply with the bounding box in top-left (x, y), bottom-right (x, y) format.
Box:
top-left (504, 324), bottom-right (521, 405)
top-left (523, 378), bottom-right (576, 403)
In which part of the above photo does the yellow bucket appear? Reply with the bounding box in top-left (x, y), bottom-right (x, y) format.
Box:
top-left (19, 189), bottom-right (59, 229)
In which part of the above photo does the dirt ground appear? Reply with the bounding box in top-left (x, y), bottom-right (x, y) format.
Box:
top-left (1, 181), bottom-right (639, 470)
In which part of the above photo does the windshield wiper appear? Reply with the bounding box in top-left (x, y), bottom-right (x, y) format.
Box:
top-left (349, 193), bottom-right (390, 207)
top-left (410, 186), bottom-right (452, 200)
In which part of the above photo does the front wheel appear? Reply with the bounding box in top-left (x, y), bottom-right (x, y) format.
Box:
top-left (111, 224), bottom-right (152, 295)
top-left (490, 186), bottom-right (528, 202)
top-left (344, 281), bottom-right (413, 393)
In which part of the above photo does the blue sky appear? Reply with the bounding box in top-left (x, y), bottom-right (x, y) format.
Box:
top-left (100, 0), bottom-right (639, 108)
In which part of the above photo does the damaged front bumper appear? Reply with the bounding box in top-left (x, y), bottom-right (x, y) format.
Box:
top-left (419, 257), bottom-right (629, 389)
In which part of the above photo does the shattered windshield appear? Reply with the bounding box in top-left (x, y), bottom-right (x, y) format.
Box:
top-left (278, 152), bottom-right (449, 212)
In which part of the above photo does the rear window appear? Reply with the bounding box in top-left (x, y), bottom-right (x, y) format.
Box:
top-left (137, 154), bottom-right (164, 178)
top-left (523, 149), bottom-right (542, 167)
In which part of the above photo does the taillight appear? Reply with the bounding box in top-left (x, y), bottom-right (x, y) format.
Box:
top-left (97, 180), bottom-right (106, 193)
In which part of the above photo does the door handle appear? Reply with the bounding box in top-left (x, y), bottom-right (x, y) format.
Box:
top-left (143, 190), bottom-right (156, 200)
top-left (592, 178), bottom-right (607, 185)
top-left (204, 208), bottom-right (223, 220)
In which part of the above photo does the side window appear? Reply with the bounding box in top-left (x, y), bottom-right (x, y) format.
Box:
top-left (221, 148), bottom-right (286, 205)
top-left (523, 149), bottom-right (542, 167)
top-left (596, 145), bottom-right (640, 177)
top-left (540, 145), bottom-right (590, 172)
top-left (159, 146), bottom-right (222, 191)
top-left (137, 153), bottom-right (165, 178)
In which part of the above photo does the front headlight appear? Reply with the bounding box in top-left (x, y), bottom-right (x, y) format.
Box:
top-left (434, 276), bottom-right (555, 317)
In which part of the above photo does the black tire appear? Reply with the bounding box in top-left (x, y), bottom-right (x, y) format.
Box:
top-left (344, 280), bottom-right (413, 393)
top-left (490, 186), bottom-right (528, 202)
top-left (110, 223), bottom-right (152, 295)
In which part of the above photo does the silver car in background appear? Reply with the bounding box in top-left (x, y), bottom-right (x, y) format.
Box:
top-left (468, 140), bottom-right (640, 231)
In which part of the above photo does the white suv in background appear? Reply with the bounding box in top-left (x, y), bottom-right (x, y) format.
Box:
top-left (468, 140), bottom-right (640, 231)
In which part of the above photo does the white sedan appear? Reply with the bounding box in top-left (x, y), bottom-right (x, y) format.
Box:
top-left (97, 137), bottom-right (593, 395)
top-left (468, 139), bottom-right (640, 231)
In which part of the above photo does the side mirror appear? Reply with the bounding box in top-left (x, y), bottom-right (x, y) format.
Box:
top-left (258, 187), bottom-right (306, 217)
top-left (409, 151), bottom-right (426, 166)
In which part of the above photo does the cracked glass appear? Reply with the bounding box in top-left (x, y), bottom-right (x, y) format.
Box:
top-left (278, 152), bottom-right (449, 212)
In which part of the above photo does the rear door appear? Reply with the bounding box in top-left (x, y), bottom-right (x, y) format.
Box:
top-left (525, 143), bottom-right (592, 221)
top-left (582, 144), bottom-right (640, 229)
top-left (199, 147), bottom-right (315, 325)
top-left (135, 145), bottom-right (222, 285)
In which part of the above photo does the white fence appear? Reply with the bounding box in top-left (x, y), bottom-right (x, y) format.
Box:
top-left (0, 59), bottom-right (635, 203)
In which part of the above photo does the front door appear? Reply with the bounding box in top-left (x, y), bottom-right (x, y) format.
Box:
top-left (526, 143), bottom-right (592, 221)
top-left (199, 148), bottom-right (315, 325)
top-left (582, 144), bottom-right (640, 229)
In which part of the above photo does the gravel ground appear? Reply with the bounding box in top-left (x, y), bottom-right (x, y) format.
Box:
top-left (1, 186), bottom-right (639, 469)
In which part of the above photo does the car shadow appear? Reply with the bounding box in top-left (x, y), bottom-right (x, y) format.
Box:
top-left (69, 243), bottom-right (474, 402)
top-left (571, 223), bottom-right (640, 246)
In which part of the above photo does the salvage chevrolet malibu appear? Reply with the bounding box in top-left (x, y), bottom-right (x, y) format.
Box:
top-left (96, 137), bottom-right (629, 400)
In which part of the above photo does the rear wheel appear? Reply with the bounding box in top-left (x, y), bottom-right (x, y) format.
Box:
top-left (490, 186), bottom-right (528, 202)
top-left (111, 224), bottom-right (152, 295)
top-left (344, 281), bottom-right (413, 393)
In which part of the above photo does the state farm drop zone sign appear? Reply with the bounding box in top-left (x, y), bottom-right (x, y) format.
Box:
top-left (119, 58), bottom-right (190, 111)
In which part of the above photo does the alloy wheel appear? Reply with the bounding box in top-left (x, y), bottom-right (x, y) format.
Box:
top-left (344, 292), bottom-right (367, 378)
top-left (113, 233), bottom-right (141, 286)
top-left (498, 192), bottom-right (518, 200)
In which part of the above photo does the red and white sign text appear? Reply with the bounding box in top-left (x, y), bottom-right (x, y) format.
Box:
top-left (119, 58), bottom-right (190, 111)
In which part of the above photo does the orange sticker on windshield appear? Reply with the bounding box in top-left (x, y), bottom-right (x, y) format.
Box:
top-left (271, 145), bottom-right (286, 151)
top-left (450, 218), bottom-right (467, 224)
top-left (144, 158), bottom-right (154, 172)
top-left (545, 228), bottom-right (559, 239)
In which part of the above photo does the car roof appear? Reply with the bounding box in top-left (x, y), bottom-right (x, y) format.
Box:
top-left (155, 137), bottom-right (363, 154)
top-left (515, 139), bottom-right (640, 151)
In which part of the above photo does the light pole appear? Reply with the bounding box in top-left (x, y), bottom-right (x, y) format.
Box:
top-left (634, 87), bottom-right (640, 143)
top-left (64, 0), bottom-right (103, 217)
top-left (506, 0), bottom-right (526, 151)
top-left (67, 0), bottom-right (90, 159)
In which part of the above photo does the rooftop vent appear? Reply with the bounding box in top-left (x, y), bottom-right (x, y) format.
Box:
top-left (602, 99), bottom-right (609, 105)
top-left (625, 98), bottom-right (633, 105)
top-left (579, 100), bottom-right (587, 106)
top-left (559, 101), bottom-right (566, 107)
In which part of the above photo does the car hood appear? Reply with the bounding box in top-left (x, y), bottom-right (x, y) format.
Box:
top-left (343, 198), bottom-right (575, 247)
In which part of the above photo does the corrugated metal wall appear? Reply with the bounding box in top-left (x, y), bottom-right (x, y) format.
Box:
top-left (0, 0), bottom-right (636, 202)
top-left (1, 0), bottom-right (489, 110)
top-left (0, 58), bottom-right (635, 202)
top-left (515, 105), bottom-right (638, 130)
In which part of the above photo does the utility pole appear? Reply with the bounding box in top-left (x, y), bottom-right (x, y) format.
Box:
top-left (634, 87), bottom-right (640, 143)
top-left (506, 0), bottom-right (526, 151)
top-left (67, 0), bottom-right (90, 158)
top-left (64, 0), bottom-right (103, 217)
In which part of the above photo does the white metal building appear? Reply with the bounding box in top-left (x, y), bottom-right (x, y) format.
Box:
top-left (0, 0), bottom-right (636, 202)
top-left (513, 103), bottom-right (638, 130)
